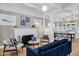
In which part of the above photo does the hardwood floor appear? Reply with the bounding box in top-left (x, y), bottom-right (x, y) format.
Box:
top-left (70, 39), bottom-right (79, 56)
top-left (0, 39), bottom-right (79, 56)
top-left (0, 48), bottom-right (26, 56)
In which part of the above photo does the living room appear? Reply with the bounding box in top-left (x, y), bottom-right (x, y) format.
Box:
top-left (0, 3), bottom-right (79, 56)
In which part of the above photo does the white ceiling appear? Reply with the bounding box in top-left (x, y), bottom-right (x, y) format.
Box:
top-left (1, 3), bottom-right (79, 16)
top-left (21, 3), bottom-right (63, 14)
top-left (19, 3), bottom-right (79, 15)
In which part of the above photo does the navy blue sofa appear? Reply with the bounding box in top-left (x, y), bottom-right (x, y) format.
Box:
top-left (27, 39), bottom-right (72, 56)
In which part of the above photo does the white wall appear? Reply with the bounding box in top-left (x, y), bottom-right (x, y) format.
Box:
top-left (0, 26), bottom-right (14, 46)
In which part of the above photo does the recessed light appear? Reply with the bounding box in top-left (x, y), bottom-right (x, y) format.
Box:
top-left (42, 5), bottom-right (48, 12)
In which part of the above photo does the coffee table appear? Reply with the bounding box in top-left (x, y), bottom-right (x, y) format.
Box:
top-left (28, 40), bottom-right (40, 48)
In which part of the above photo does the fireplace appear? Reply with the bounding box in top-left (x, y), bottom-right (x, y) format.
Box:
top-left (22, 35), bottom-right (33, 45)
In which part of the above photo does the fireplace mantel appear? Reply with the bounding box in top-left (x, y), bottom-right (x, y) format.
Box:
top-left (14, 28), bottom-right (37, 41)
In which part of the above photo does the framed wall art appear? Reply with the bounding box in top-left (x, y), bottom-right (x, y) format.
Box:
top-left (20, 17), bottom-right (30, 26)
top-left (0, 14), bottom-right (16, 26)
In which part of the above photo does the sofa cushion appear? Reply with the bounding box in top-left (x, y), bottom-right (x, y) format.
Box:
top-left (39, 40), bottom-right (68, 56)
top-left (39, 46), bottom-right (59, 56)
top-left (53, 39), bottom-right (68, 47)
top-left (39, 39), bottom-right (68, 51)
top-left (33, 48), bottom-right (39, 54)
top-left (39, 41), bottom-right (55, 51)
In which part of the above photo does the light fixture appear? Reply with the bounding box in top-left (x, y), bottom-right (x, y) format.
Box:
top-left (42, 5), bottom-right (48, 12)
top-left (34, 22), bottom-right (41, 27)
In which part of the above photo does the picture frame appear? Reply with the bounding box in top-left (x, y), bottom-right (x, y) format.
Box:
top-left (20, 17), bottom-right (30, 26)
top-left (0, 14), bottom-right (16, 26)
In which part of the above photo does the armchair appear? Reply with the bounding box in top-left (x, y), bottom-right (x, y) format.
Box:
top-left (3, 38), bottom-right (23, 56)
